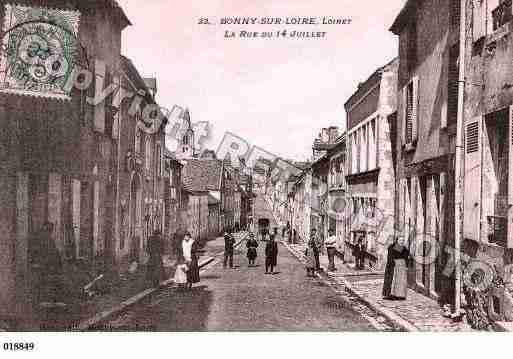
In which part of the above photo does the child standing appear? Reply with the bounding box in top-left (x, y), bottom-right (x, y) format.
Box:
top-left (305, 240), bottom-right (317, 277)
top-left (174, 257), bottom-right (188, 290)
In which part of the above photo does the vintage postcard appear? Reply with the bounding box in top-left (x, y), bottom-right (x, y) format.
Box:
top-left (1, 0), bottom-right (512, 349)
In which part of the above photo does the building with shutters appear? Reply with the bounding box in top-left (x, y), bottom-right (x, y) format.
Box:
top-left (327, 133), bottom-right (349, 258)
top-left (0, 0), bottom-right (171, 327)
top-left (344, 58), bottom-right (398, 270)
top-left (0, 0), bottom-right (134, 325)
top-left (461, 0), bottom-right (513, 316)
top-left (117, 56), bottom-right (167, 271)
top-left (390, 0), bottom-right (461, 304)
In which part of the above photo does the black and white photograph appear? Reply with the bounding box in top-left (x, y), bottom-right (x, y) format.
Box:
top-left (0, 0), bottom-right (512, 355)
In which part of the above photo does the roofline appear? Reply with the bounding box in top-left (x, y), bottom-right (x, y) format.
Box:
top-left (390, 0), bottom-right (416, 35)
top-left (343, 57), bottom-right (398, 111)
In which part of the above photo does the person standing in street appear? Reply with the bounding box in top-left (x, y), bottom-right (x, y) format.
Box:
top-left (354, 233), bottom-right (366, 270)
top-left (224, 229), bottom-right (236, 269)
top-left (29, 222), bottom-right (63, 305)
top-left (325, 229), bottom-right (338, 272)
top-left (310, 228), bottom-right (321, 271)
top-left (181, 232), bottom-right (200, 290)
top-left (246, 233), bottom-right (259, 267)
top-left (265, 234), bottom-right (279, 274)
top-left (382, 236), bottom-right (410, 300)
top-left (305, 238), bottom-right (317, 277)
top-left (147, 230), bottom-right (164, 287)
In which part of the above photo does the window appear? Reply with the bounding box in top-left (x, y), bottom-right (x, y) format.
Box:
top-left (156, 144), bottom-right (162, 177)
top-left (403, 77), bottom-right (419, 146)
top-left (135, 129), bottom-right (142, 153)
top-left (145, 139), bottom-right (152, 172)
top-left (485, 111), bottom-right (509, 247)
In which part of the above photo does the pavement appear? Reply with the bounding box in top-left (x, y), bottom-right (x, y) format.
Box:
top-left (259, 189), bottom-right (474, 332)
top-left (37, 190), bottom-right (479, 332)
top-left (29, 232), bottom-right (247, 331)
top-left (93, 235), bottom-right (384, 331)
top-left (78, 232), bottom-right (248, 331)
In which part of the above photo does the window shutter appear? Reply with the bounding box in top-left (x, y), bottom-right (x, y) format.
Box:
top-left (473, 0), bottom-right (486, 42)
top-left (446, 44), bottom-right (460, 129)
top-left (402, 86), bottom-right (407, 145)
top-left (112, 75), bottom-right (121, 140)
top-left (412, 76), bottom-right (419, 142)
top-left (463, 118), bottom-right (482, 240)
top-left (508, 106), bottom-right (513, 248)
top-left (94, 59), bottom-right (106, 133)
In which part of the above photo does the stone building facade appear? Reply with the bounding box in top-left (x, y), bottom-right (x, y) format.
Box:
top-left (327, 134), bottom-right (348, 255)
top-left (0, 0), bottom-right (133, 324)
top-left (391, 0), bottom-right (459, 303)
top-left (460, 0), bottom-right (513, 319)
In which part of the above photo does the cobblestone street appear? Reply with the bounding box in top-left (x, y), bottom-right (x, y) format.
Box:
top-left (97, 234), bottom-right (382, 331)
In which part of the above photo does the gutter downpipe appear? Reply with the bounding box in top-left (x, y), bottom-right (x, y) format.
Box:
top-left (454, 0), bottom-right (467, 316)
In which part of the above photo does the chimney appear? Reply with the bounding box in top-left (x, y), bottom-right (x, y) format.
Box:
top-left (144, 78), bottom-right (157, 98)
top-left (329, 126), bottom-right (339, 144)
top-left (321, 128), bottom-right (329, 143)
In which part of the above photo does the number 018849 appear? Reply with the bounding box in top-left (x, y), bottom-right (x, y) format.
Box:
top-left (3, 343), bottom-right (35, 351)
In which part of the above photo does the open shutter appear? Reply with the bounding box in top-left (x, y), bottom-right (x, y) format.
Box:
top-left (402, 86), bottom-right (407, 145)
top-left (412, 76), bottom-right (419, 142)
top-left (473, 0), bottom-right (486, 42)
top-left (94, 59), bottom-right (106, 133)
top-left (463, 117), bottom-right (482, 240)
top-left (508, 106), bottom-right (513, 248)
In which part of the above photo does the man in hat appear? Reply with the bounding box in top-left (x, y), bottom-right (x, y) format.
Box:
top-left (223, 229), bottom-right (236, 269)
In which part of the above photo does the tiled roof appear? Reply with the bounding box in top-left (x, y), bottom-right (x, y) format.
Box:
top-left (182, 159), bottom-right (222, 192)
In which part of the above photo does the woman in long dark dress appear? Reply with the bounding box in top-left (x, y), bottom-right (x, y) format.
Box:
top-left (265, 234), bottom-right (279, 274)
top-left (246, 233), bottom-right (259, 267)
top-left (382, 236), bottom-right (410, 300)
top-left (181, 232), bottom-right (200, 290)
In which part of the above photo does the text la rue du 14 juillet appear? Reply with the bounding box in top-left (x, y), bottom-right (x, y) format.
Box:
top-left (198, 16), bottom-right (352, 39)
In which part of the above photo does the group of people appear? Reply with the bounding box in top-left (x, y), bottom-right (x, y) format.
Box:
top-left (304, 228), bottom-right (339, 277)
top-left (223, 229), bottom-right (280, 274)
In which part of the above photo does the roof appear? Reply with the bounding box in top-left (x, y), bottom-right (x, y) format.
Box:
top-left (390, 0), bottom-right (416, 35)
top-left (111, 0), bottom-right (132, 28)
top-left (120, 55), bottom-right (168, 127)
top-left (120, 55), bottom-right (152, 100)
top-left (344, 57), bottom-right (398, 111)
top-left (182, 159), bottom-right (223, 192)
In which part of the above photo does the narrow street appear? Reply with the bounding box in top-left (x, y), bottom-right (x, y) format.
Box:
top-left (96, 193), bottom-right (378, 331)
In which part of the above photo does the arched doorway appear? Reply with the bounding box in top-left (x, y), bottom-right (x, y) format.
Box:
top-left (129, 173), bottom-right (143, 262)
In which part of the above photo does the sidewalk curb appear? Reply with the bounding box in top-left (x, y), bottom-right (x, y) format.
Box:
top-left (77, 233), bottom-right (248, 331)
top-left (280, 240), bottom-right (419, 332)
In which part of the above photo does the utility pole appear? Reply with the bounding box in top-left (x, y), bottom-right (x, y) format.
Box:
top-left (453, 0), bottom-right (467, 316)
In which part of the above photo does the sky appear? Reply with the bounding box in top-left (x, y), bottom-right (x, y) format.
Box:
top-left (117, 0), bottom-right (407, 162)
